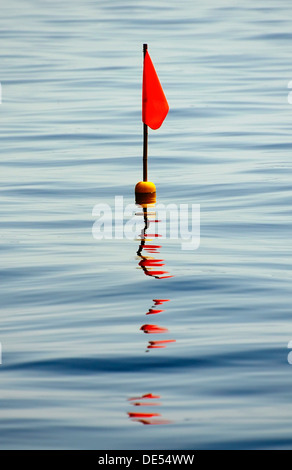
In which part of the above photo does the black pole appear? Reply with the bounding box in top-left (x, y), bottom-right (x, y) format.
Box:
top-left (143, 43), bottom-right (148, 182)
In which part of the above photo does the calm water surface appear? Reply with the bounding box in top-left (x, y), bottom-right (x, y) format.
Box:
top-left (1, 0), bottom-right (292, 450)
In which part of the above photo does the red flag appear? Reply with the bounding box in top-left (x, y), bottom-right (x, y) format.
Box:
top-left (142, 50), bottom-right (169, 130)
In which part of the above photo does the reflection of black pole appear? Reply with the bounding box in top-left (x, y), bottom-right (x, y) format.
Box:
top-left (143, 43), bottom-right (148, 182)
top-left (136, 207), bottom-right (161, 280)
top-left (137, 207), bottom-right (149, 257)
top-left (143, 206), bottom-right (149, 231)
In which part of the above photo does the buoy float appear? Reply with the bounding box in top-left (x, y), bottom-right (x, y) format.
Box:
top-left (135, 181), bottom-right (156, 194)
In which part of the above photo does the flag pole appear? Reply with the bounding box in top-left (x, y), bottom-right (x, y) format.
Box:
top-left (135, 43), bottom-right (156, 203)
top-left (143, 43), bottom-right (148, 182)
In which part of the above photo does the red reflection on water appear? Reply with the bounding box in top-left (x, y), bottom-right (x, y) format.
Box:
top-left (128, 412), bottom-right (161, 418)
top-left (128, 393), bottom-right (160, 401)
top-left (149, 339), bottom-right (176, 345)
top-left (146, 309), bottom-right (165, 315)
top-left (147, 344), bottom-right (166, 349)
top-left (127, 393), bottom-right (172, 425)
top-left (130, 418), bottom-right (172, 425)
top-left (147, 339), bottom-right (176, 349)
top-left (140, 234), bottom-right (162, 239)
top-left (136, 204), bottom-right (172, 281)
top-left (127, 393), bottom-right (172, 426)
top-left (135, 203), bottom-right (176, 351)
top-left (143, 245), bottom-right (161, 249)
top-left (139, 259), bottom-right (165, 267)
top-left (128, 203), bottom-right (175, 427)
top-left (145, 270), bottom-right (169, 276)
top-left (153, 299), bottom-right (170, 305)
top-left (140, 324), bottom-right (169, 334)
top-left (130, 402), bottom-right (161, 406)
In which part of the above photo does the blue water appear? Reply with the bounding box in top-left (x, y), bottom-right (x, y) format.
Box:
top-left (1, 0), bottom-right (292, 450)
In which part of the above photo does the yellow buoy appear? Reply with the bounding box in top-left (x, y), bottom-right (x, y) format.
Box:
top-left (135, 181), bottom-right (156, 205)
top-left (135, 181), bottom-right (156, 194)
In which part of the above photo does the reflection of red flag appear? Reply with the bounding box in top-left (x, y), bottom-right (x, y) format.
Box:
top-left (142, 51), bottom-right (169, 130)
